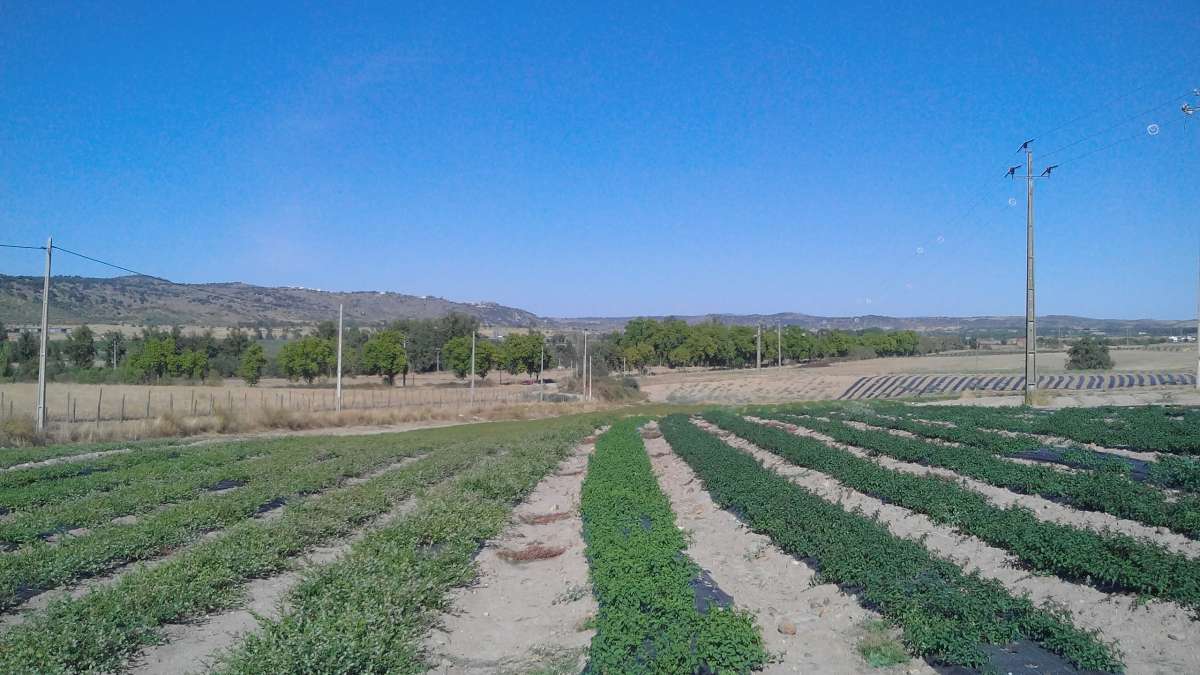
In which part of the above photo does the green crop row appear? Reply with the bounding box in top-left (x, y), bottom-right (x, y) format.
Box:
top-left (0, 441), bottom-right (269, 512)
top-left (0, 437), bottom-right (184, 470)
top-left (0, 433), bottom-right (432, 610)
top-left (213, 416), bottom-right (598, 674)
top-left (0, 415), bottom-right (603, 674)
top-left (761, 409), bottom-right (1200, 539)
top-left (661, 414), bottom-right (1121, 672)
top-left (887, 402), bottom-right (1200, 454)
top-left (821, 404), bottom-right (1200, 494)
top-left (704, 410), bottom-right (1200, 613)
top-left (581, 419), bottom-right (765, 674)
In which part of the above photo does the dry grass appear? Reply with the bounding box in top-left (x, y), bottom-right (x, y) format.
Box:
top-left (496, 543), bottom-right (568, 562)
top-left (6, 399), bottom-right (609, 447)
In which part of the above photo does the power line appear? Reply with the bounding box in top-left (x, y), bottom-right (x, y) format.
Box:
top-left (0, 243), bottom-right (45, 251)
top-left (49, 244), bottom-right (264, 309)
top-left (1041, 93), bottom-right (1190, 160)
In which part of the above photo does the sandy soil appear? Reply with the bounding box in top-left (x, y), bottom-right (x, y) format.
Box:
top-left (644, 424), bottom-right (932, 675)
top-left (696, 418), bottom-right (1200, 675)
top-left (424, 435), bottom-right (599, 674)
top-left (634, 349), bottom-right (1197, 405)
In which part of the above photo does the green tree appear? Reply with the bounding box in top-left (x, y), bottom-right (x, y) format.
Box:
top-left (172, 349), bottom-right (209, 380)
top-left (237, 343), bottom-right (268, 385)
top-left (277, 336), bottom-right (335, 384)
top-left (64, 324), bottom-right (97, 369)
top-left (361, 330), bottom-right (408, 386)
top-left (98, 330), bottom-right (127, 368)
top-left (222, 328), bottom-right (251, 358)
top-left (129, 336), bottom-right (176, 381)
top-left (1066, 336), bottom-right (1114, 370)
top-left (443, 335), bottom-right (497, 380)
top-left (14, 330), bottom-right (38, 364)
top-left (501, 332), bottom-right (546, 378)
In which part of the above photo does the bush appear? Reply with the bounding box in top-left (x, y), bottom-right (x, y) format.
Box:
top-left (0, 416), bottom-right (43, 448)
top-left (1066, 337), bottom-right (1113, 370)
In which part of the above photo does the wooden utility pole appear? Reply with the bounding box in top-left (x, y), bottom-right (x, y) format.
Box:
top-left (335, 304), bottom-right (344, 411)
top-left (469, 331), bottom-right (476, 403)
top-left (35, 236), bottom-right (52, 431)
top-left (1024, 144), bottom-right (1037, 405)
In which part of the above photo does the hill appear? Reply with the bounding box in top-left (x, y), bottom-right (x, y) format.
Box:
top-left (0, 274), bottom-right (540, 327)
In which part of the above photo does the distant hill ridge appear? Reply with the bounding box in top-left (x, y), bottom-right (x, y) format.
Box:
top-left (0, 274), bottom-right (1190, 334)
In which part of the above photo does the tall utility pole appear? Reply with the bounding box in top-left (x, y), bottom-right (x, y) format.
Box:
top-left (777, 322), bottom-right (783, 367)
top-left (581, 331), bottom-right (588, 399)
top-left (335, 304), bottom-right (344, 411)
top-left (756, 324), bottom-right (762, 371)
top-left (1023, 142), bottom-right (1037, 406)
top-left (538, 338), bottom-right (545, 402)
top-left (470, 332), bottom-right (476, 403)
top-left (35, 237), bottom-right (52, 431)
top-left (1186, 95), bottom-right (1200, 389)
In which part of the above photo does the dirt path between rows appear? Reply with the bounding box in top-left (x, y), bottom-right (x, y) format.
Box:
top-left (696, 418), bottom-right (1200, 675)
top-left (424, 434), bottom-right (600, 674)
top-left (752, 416), bottom-right (1200, 560)
top-left (644, 423), bottom-right (932, 675)
top-left (0, 447), bottom-right (132, 473)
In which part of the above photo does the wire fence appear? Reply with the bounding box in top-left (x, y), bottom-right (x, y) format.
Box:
top-left (0, 381), bottom-right (566, 426)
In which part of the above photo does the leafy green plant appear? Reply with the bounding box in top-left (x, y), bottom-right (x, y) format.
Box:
top-left (707, 410), bottom-right (1200, 613)
top-left (660, 414), bottom-right (1121, 672)
top-left (581, 419), bottom-right (765, 673)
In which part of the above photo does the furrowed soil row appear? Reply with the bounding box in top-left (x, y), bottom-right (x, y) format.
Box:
top-left (645, 422), bottom-right (933, 674)
top-left (691, 417), bottom-right (1200, 674)
top-left (425, 431), bottom-right (603, 674)
top-left (762, 415), bottom-right (1200, 560)
top-left (763, 410), bottom-right (1200, 541)
top-left (662, 415), bottom-right (1120, 672)
top-left (0, 433), bottom-right (512, 674)
top-left (210, 417), bottom-right (599, 674)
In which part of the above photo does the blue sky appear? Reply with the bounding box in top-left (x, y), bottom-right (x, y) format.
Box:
top-left (1, 2), bottom-right (1198, 319)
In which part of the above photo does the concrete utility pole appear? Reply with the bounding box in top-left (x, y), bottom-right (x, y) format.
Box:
top-left (335, 304), bottom-right (344, 411)
top-left (581, 331), bottom-right (588, 399)
top-left (1185, 95), bottom-right (1200, 389)
top-left (470, 332), bottom-right (476, 403)
top-left (1024, 143), bottom-right (1037, 406)
top-left (35, 237), bottom-right (52, 431)
top-left (777, 322), bottom-right (783, 367)
top-left (538, 338), bottom-right (545, 402)
top-left (756, 324), bottom-right (762, 371)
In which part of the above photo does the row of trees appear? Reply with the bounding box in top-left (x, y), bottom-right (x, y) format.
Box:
top-left (610, 318), bottom-right (936, 371)
top-left (1, 315), bottom-right (968, 386)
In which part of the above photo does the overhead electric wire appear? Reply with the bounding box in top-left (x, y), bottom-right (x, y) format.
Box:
top-left (1041, 93), bottom-right (1192, 160)
top-left (0, 243), bottom-right (45, 251)
top-left (49, 244), bottom-right (259, 307)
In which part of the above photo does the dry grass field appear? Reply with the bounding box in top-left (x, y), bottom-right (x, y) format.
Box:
top-left (637, 347), bottom-right (1199, 405)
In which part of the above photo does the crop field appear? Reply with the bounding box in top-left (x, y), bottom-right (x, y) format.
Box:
top-left (1, 401), bottom-right (1199, 673)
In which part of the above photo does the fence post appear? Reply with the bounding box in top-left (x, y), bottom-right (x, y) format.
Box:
top-left (147, 389), bottom-right (151, 418)
top-left (96, 388), bottom-right (103, 428)
top-left (120, 394), bottom-right (125, 422)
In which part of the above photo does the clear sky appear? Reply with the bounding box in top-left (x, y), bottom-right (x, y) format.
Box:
top-left (2, 2), bottom-right (1198, 319)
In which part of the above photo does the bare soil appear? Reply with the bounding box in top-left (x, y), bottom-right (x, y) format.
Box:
top-left (424, 435), bottom-right (598, 674)
top-left (644, 425), bottom-right (933, 675)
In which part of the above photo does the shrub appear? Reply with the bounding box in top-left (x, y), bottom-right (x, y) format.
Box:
top-left (1066, 337), bottom-right (1113, 370)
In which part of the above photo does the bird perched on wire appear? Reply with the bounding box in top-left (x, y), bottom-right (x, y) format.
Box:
top-left (1040, 164), bottom-right (1059, 177)
top-left (1005, 165), bottom-right (1021, 178)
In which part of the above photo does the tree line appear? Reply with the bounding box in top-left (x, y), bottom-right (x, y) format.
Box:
top-left (0, 315), bottom-right (964, 386)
